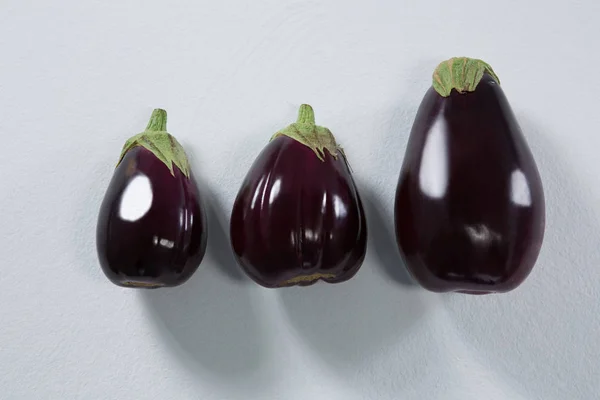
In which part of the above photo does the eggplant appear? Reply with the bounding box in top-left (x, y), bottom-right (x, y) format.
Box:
top-left (96, 109), bottom-right (207, 288)
top-left (395, 57), bottom-right (545, 294)
top-left (230, 104), bottom-right (367, 288)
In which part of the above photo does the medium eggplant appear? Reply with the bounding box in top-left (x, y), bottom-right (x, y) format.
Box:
top-left (97, 109), bottom-right (207, 288)
top-left (230, 104), bottom-right (367, 288)
top-left (395, 57), bottom-right (545, 294)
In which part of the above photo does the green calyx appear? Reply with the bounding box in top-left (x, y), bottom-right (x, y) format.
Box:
top-left (117, 109), bottom-right (191, 178)
top-left (432, 57), bottom-right (500, 97)
top-left (271, 104), bottom-right (341, 161)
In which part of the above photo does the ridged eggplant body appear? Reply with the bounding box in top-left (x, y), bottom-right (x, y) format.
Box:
top-left (231, 105), bottom-right (367, 288)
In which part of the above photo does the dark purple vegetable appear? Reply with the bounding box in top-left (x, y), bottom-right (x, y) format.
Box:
top-left (97, 109), bottom-right (207, 288)
top-left (395, 57), bottom-right (545, 294)
top-left (230, 104), bottom-right (367, 288)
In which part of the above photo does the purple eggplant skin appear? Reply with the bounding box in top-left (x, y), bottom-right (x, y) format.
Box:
top-left (395, 58), bottom-right (545, 294)
top-left (96, 109), bottom-right (207, 288)
top-left (230, 105), bottom-right (367, 288)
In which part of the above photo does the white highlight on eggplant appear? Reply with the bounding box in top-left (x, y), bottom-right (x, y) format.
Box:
top-left (250, 176), bottom-right (266, 210)
top-left (179, 208), bottom-right (190, 231)
top-left (304, 229), bottom-right (318, 242)
top-left (465, 224), bottom-right (501, 245)
top-left (159, 238), bottom-right (175, 249)
top-left (419, 118), bottom-right (449, 199)
top-left (510, 169), bottom-right (532, 206)
top-left (269, 179), bottom-right (281, 205)
top-left (333, 195), bottom-right (347, 218)
top-left (259, 171), bottom-right (274, 208)
top-left (152, 236), bottom-right (175, 249)
top-left (119, 175), bottom-right (153, 222)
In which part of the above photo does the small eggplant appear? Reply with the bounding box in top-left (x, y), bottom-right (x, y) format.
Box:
top-left (96, 109), bottom-right (207, 288)
top-left (395, 58), bottom-right (545, 294)
top-left (230, 104), bottom-right (367, 288)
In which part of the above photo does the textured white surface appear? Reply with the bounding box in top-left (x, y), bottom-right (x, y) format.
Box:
top-left (1, 0), bottom-right (599, 399)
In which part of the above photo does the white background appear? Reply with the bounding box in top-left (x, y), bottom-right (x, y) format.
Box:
top-left (1, 0), bottom-right (599, 399)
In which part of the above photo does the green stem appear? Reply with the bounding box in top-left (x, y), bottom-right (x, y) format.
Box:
top-left (296, 104), bottom-right (315, 125)
top-left (432, 57), bottom-right (500, 97)
top-left (145, 108), bottom-right (168, 131)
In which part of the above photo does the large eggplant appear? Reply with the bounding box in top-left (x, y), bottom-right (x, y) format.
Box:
top-left (97, 109), bottom-right (207, 288)
top-left (395, 58), bottom-right (545, 294)
top-left (230, 104), bottom-right (367, 288)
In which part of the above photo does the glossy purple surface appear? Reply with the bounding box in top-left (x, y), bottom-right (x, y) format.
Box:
top-left (97, 147), bottom-right (207, 288)
top-left (230, 136), bottom-right (367, 288)
top-left (395, 74), bottom-right (545, 294)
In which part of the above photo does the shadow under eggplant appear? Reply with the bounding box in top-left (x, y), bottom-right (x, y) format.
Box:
top-left (360, 186), bottom-right (416, 286)
top-left (188, 146), bottom-right (247, 283)
top-left (141, 180), bottom-right (270, 387)
top-left (278, 264), bottom-right (434, 377)
top-left (278, 178), bottom-right (434, 376)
